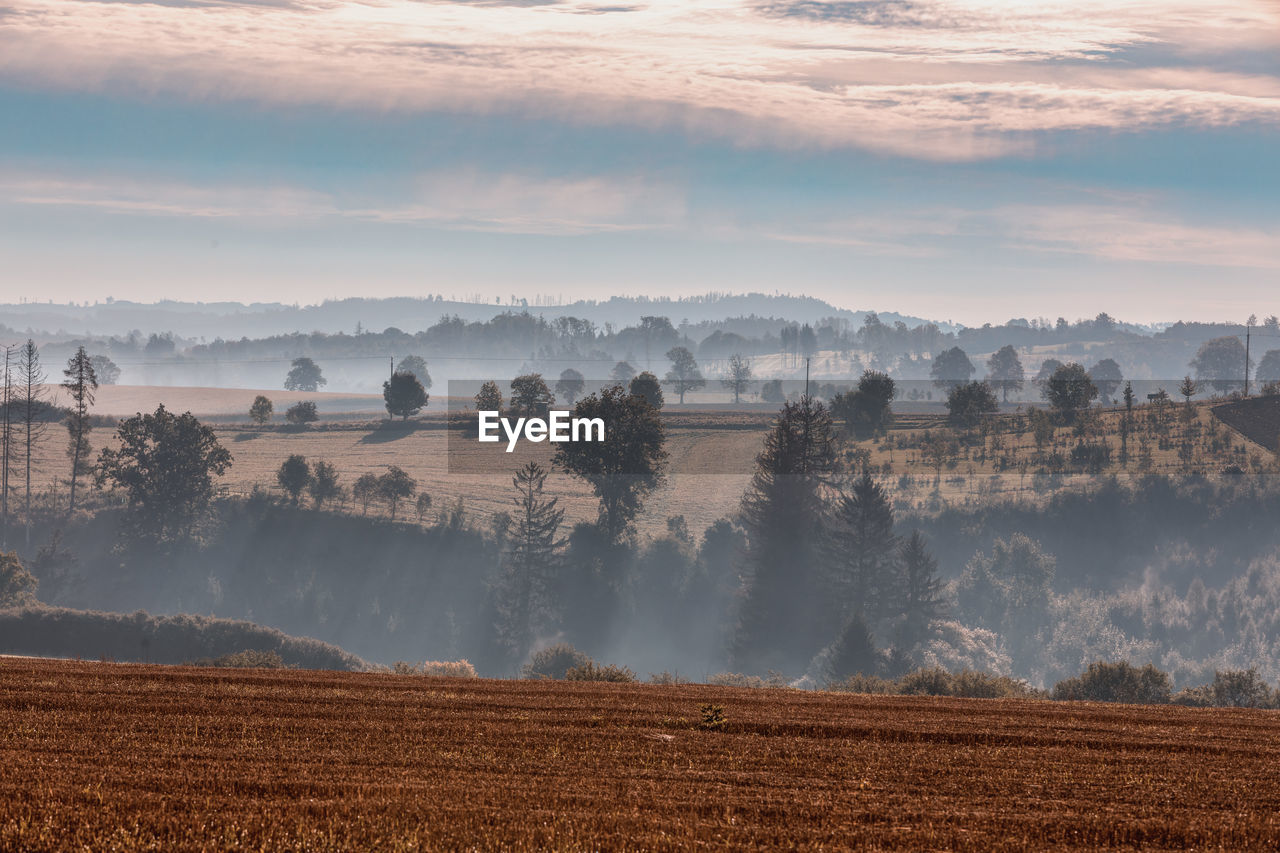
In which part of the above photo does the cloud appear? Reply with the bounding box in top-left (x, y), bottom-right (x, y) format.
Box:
top-left (0, 170), bottom-right (686, 234)
top-left (1, 0), bottom-right (1278, 158)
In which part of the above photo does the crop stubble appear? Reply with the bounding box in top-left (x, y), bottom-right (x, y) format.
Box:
top-left (3, 660), bottom-right (1280, 850)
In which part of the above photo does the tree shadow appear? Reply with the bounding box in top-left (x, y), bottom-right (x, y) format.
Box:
top-left (358, 421), bottom-right (416, 444)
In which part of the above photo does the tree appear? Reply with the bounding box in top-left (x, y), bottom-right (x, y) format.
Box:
top-left (555, 369), bottom-right (586, 406)
top-left (957, 533), bottom-right (1055, 652)
top-left (1179, 375), bottom-right (1198, 410)
top-left (664, 346), bottom-right (705, 404)
top-left (383, 371), bottom-right (428, 420)
top-left (946, 381), bottom-right (998, 428)
top-left (62, 346), bottom-right (99, 515)
top-left (636, 315), bottom-right (678, 367)
top-left (1043, 362), bottom-right (1097, 423)
top-left (1190, 336), bottom-right (1249, 393)
top-left (352, 472), bottom-right (379, 515)
top-left (93, 405), bottom-right (232, 545)
top-left (284, 357), bottom-right (326, 392)
top-left (825, 615), bottom-right (878, 682)
top-left (826, 472), bottom-right (899, 628)
top-left (0, 346), bottom-right (12, 546)
top-left (760, 379), bottom-right (785, 404)
top-left (1257, 350), bottom-right (1280, 386)
top-left (930, 347), bottom-right (975, 390)
top-left (285, 401), bottom-right (318, 425)
top-left (308, 460), bottom-right (342, 509)
top-left (396, 355), bottom-right (432, 389)
top-left (17, 341), bottom-right (48, 547)
top-left (509, 374), bottom-right (555, 418)
top-left (611, 361), bottom-right (636, 385)
top-left (275, 455), bottom-right (311, 504)
top-left (721, 354), bottom-right (752, 404)
top-left (986, 345), bottom-right (1024, 402)
top-left (733, 395), bottom-right (839, 674)
top-left (830, 370), bottom-right (895, 438)
top-left (475, 381), bottom-right (503, 413)
top-left (895, 530), bottom-right (946, 648)
top-left (414, 492), bottom-right (433, 523)
top-left (1034, 358), bottom-right (1063, 388)
top-left (1088, 358), bottom-right (1123, 405)
top-left (0, 551), bottom-right (38, 608)
top-left (495, 461), bottom-right (565, 663)
top-left (377, 466), bottom-right (416, 520)
top-left (249, 395), bottom-right (274, 426)
top-left (628, 371), bottom-right (663, 409)
top-left (89, 355), bottom-right (121, 385)
top-left (552, 385), bottom-right (667, 542)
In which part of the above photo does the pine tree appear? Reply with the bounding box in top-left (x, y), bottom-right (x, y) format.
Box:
top-left (826, 471), bottom-right (899, 629)
top-left (496, 462), bottom-right (565, 664)
top-left (62, 346), bottom-right (99, 515)
top-left (894, 530), bottom-right (946, 648)
top-left (733, 395), bottom-right (838, 674)
top-left (0, 345), bottom-right (13, 547)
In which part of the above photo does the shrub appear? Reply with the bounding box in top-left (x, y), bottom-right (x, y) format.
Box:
top-left (950, 670), bottom-right (1039, 699)
top-left (706, 671), bottom-right (788, 689)
top-left (648, 671), bottom-right (690, 685)
top-left (698, 703), bottom-right (727, 731)
top-left (565, 661), bottom-right (637, 683)
top-left (193, 649), bottom-right (289, 669)
top-left (828, 673), bottom-right (895, 694)
top-left (522, 643), bottom-right (591, 679)
top-left (393, 659), bottom-right (479, 678)
top-left (1210, 669), bottom-right (1274, 708)
top-left (1052, 661), bottom-right (1172, 704)
top-left (897, 667), bottom-right (953, 696)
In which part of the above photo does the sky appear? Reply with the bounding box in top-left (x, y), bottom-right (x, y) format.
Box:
top-left (0, 0), bottom-right (1277, 325)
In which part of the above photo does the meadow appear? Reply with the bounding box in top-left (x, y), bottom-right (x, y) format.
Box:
top-left (4, 658), bottom-right (1280, 851)
top-left (18, 383), bottom-right (1276, 537)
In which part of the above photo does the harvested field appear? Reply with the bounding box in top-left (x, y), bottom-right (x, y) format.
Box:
top-left (1214, 396), bottom-right (1280, 452)
top-left (4, 659), bottom-right (1280, 851)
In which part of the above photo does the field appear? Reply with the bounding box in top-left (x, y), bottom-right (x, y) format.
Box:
top-left (17, 384), bottom-right (1278, 538)
top-left (5, 659), bottom-right (1280, 850)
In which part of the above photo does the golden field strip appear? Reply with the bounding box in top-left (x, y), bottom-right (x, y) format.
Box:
top-left (16, 384), bottom-right (1273, 537)
top-left (4, 659), bottom-right (1280, 850)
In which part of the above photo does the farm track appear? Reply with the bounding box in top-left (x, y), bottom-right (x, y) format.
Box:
top-left (5, 660), bottom-right (1280, 850)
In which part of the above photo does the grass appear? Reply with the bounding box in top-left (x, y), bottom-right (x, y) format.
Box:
top-left (5, 658), bottom-right (1280, 850)
top-left (16, 384), bottom-right (1278, 539)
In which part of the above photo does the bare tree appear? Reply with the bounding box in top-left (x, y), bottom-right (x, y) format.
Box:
top-left (721, 354), bottom-right (752, 404)
top-left (1, 344), bottom-right (13, 547)
top-left (62, 346), bottom-right (99, 515)
top-left (18, 340), bottom-right (49, 547)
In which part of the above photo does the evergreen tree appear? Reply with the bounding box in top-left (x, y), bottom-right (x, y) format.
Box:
top-left (17, 341), bottom-right (48, 547)
top-left (62, 346), bottom-right (99, 515)
top-left (495, 461), bottom-right (565, 664)
top-left (383, 371), bottom-right (428, 420)
top-left (826, 471), bottom-right (899, 631)
top-left (894, 530), bottom-right (946, 648)
top-left (733, 395), bottom-right (838, 674)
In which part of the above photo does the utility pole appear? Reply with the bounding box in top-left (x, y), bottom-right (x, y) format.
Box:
top-left (1244, 321), bottom-right (1252, 397)
top-left (390, 356), bottom-right (395, 380)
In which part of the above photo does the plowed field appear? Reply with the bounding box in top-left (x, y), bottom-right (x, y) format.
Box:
top-left (4, 659), bottom-right (1280, 850)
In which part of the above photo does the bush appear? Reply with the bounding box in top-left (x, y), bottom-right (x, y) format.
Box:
top-left (707, 671), bottom-right (788, 689)
top-left (834, 668), bottom-right (1039, 699)
top-left (393, 659), bottom-right (479, 678)
top-left (698, 703), bottom-right (727, 731)
top-left (648, 671), bottom-right (690, 685)
top-left (522, 643), bottom-right (591, 679)
top-left (827, 673), bottom-right (895, 695)
top-left (1052, 661), bottom-right (1172, 704)
top-left (192, 649), bottom-right (289, 669)
top-left (565, 661), bottom-right (637, 683)
top-left (1210, 669), bottom-right (1274, 708)
top-left (0, 606), bottom-right (367, 670)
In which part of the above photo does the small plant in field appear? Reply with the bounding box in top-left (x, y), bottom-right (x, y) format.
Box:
top-left (698, 703), bottom-right (727, 731)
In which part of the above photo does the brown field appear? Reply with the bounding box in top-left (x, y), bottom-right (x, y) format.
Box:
top-left (1214, 396), bottom-right (1280, 453)
top-left (5, 659), bottom-right (1280, 850)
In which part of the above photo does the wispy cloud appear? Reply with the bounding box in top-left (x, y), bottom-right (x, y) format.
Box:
top-left (0, 170), bottom-right (685, 234)
top-left (1, 0), bottom-right (1277, 159)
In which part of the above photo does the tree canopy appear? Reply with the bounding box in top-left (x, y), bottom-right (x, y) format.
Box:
top-left (284, 357), bottom-right (326, 392)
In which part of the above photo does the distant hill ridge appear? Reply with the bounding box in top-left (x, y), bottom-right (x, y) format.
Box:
top-left (0, 294), bottom-right (940, 341)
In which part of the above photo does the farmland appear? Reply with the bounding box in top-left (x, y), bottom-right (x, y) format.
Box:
top-left (18, 383), bottom-right (1278, 538)
top-left (5, 659), bottom-right (1280, 850)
